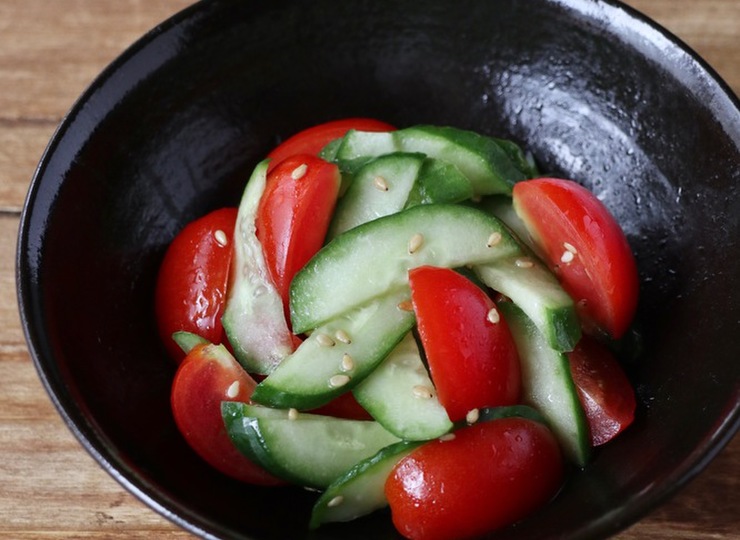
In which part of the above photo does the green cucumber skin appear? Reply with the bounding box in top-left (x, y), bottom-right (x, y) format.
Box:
top-left (309, 440), bottom-right (421, 529)
top-left (497, 302), bottom-right (591, 466)
top-left (221, 160), bottom-right (294, 374)
top-left (405, 157), bottom-right (473, 207)
top-left (334, 125), bottom-right (533, 195)
top-left (289, 204), bottom-right (521, 334)
top-left (252, 289), bottom-right (416, 410)
top-left (353, 332), bottom-right (453, 441)
top-left (222, 402), bottom-right (399, 489)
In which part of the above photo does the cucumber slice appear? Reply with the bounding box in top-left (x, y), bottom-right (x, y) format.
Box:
top-left (353, 332), bottom-right (453, 441)
top-left (221, 160), bottom-right (294, 374)
top-left (222, 402), bottom-right (400, 489)
top-left (252, 288), bottom-right (416, 410)
top-left (497, 301), bottom-right (590, 466)
top-left (334, 125), bottom-right (532, 195)
top-left (309, 440), bottom-right (421, 529)
top-left (290, 203), bottom-right (578, 352)
top-left (405, 157), bottom-right (473, 207)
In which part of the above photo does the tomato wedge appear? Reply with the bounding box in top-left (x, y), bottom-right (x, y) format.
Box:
top-left (256, 154), bottom-right (341, 309)
top-left (385, 417), bottom-right (564, 540)
top-left (155, 207), bottom-right (237, 362)
top-left (512, 177), bottom-right (639, 339)
top-left (409, 266), bottom-right (521, 422)
top-left (568, 336), bottom-right (636, 446)
top-left (266, 117), bottom-right (395, 171)
top-left (171, 342), bottom-right (284, 485)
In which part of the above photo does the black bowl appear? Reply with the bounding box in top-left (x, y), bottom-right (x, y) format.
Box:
top-left (17, 0), bottom-right (740, 538)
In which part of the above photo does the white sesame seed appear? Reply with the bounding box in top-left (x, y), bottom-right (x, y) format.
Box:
top-left (486, 232), bottom-right (502, 248)
top-left (560, 250), bottom-right (575, 264)
top-left (335, 329), bottom-right (352, 344)
top-left (408, 233), bottom-right (424, 254)
top-left (412, 385), bottom-right (434, 399)
top-left (563, 242), bottom-right (577, 254)
top-left (291, 163), bottom-right (308, 180)
top-left (288, 408), bottom-right (299, 420)
top-left (373, 176), bottom-right (389, 191)
top-left (316, 333), bottom-right (335, 347)
top-left (515, 257), bottom-right (534, 268)
top-left (329, 374), bottom-right (351, 388)
top-left (327, 495), bottom-right (345, 508)
top-left (487, 308), bottom-right (500, 324)
top-left (225, 381), bottom-right (240, 399)
top-left (214, 229), bottom-right (228, 247)
top-left (439, 433), bottom-right (456, 442)
top-left (341, 353), bottom-right (355, 372)
top-left (466, 408), bottom-right (480, 424)
top-left (397, 299), bottom-right (414, 312)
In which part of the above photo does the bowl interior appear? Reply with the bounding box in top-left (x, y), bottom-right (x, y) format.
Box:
top-left (18, 0), bottom-right (740, 538)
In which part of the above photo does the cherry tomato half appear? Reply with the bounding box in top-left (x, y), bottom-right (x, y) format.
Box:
top-left (155, 207), bottom-right (237, 362)
top-left (385, 417), bottom-right (564, 540)
top-left (409, 266), bottom-right (521, 422)
top-left (568, 336), bottom-right (636, 446)
top-left (266, 117), bottom-right (396, 171)
top-left (512, 177), bottom-right (639, 339)
top-left (171, 342), bottom-right (284, 485)
top-left (256, 154), bottom-right (341, 310)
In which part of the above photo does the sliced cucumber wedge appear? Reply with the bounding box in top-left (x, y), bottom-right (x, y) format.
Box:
top-left (222, 402), bottom-right (400, 489)
top-left (221, 160), bottom-right (294, 374)
top-left (353, 332), bottom-right (453, 441)
top-left (290, 203), bottom-right (579, 352)
top-left (252, 288), bottom-right (416, 410)
top-left (497, 301), bottom-right (590, 466)
top-left (333, 125), bottom-right (533, 195)
top-left (309, 440), bottom-right (421, 529)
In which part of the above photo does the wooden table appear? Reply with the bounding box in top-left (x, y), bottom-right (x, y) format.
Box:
top-left (1, 0), bottom-right (737, 538)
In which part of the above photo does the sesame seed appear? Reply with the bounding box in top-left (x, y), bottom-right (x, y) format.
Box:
top-left (225, 381), bottom-right (240, 399)
top-left (327, 496), bottom-right (345, 508)
top-left (316, 333), bottom-right (335, 347)
top-left (340, 353), bottom-right (355, 372)
top-left (466, 408), bottom-right (480, 424)
top-left (439, 433), bottom-right (456, 442)
top-left (412, 385), bottom-right (434, 399)
top-left (515, 257), bottom-right (534, 268)
top-left (335, 329), bottom-right (352, 344)
top-left (486, 232), bottom-right (502, 248)
top-left (329, 374), bottom-right (351, 388)
top-left (563, 242), bottom-right (577, 254)
top-left (487, 308), bottom-right (500, 324)
top-left (288, 408), bottom-right (299, 420)
top-left (291, 163), bottom-right (308, 180)
top-left (214, 229), bottom-right (228, 247)
top-left (373, 176), bottom-right (389, 191)
top-left (560, 250), bottom-right (575, 264)
top-left (408, 233), bottom-right (424, 254)
top-left (397, 299), bottom-right (414, 312)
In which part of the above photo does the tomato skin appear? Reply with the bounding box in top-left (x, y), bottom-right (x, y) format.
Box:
top-left (256, 154), bottom-right (341, 308)
top-left (385, 418), bottom-right (564, 540)
top-left (512, 177), bottom-right (639, 339)
top-left (568, 336), bottom-right (636, 446)
top-left (266, 118), bottom-right (395, 170)
top-left (171, 343), bottom-right (284, 485)
top-left (155, 208), bottom-right (237, 362)
top-left (409, 266), bottom-right (521, 422)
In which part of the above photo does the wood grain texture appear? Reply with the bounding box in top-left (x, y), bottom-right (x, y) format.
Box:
top-left (0, 0), bottom-right (737, 538)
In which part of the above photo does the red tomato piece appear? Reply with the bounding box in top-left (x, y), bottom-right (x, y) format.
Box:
top-left (171, 342), bottom-right (284, 485)
top-left (256, 154), bottom-right (341, 309)
top-left (385, 417), bottom-right (564, 540)
top-left (512, 177), bottom-right (639, 339)
top-left (568, 336), bottom-right (636, 446)
top-left (266, 117), bottom-right (395, 171)
top-left (409, 266), bottom-right (521, 422)
top-left (155, 208), bottom-right (237, 362)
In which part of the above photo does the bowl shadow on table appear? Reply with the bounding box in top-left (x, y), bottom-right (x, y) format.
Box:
top-left (18, 0), bottom-right (739, 539)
